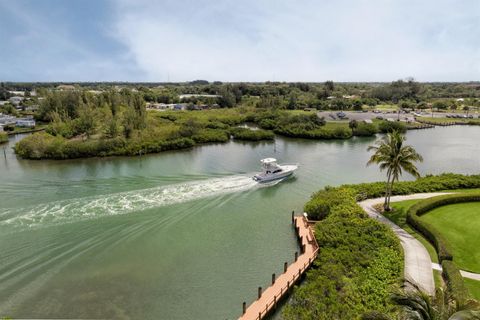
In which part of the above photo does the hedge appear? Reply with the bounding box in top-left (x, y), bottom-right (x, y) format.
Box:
top-left (296, 174), bottom-right (480, 315)
top-left (406, 193), bottom-right (480, 261)
top-left (285, 184), bottom-right (402, 319)
top-left (0, 132), bottom-right (8, 144)
top-left (442, 260), bottom-right (470, 306)
top-left (306, 174), bottom-right (480, 220)
top-left (230, 127), bottom-right (274, 141)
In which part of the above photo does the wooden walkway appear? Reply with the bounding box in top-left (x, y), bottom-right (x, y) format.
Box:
top-left (238, 215), bottom-right (319, 320)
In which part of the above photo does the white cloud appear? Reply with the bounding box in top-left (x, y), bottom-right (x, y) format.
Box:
top-left (112, 0), bottom-right (480, 82)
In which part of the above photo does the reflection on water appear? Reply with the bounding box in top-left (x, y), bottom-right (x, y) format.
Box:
top-left (0, 126), bottom-right (479, 319)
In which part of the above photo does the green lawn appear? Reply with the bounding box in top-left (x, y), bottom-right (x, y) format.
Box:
top-left (464, 278), bottom-right (480, 300)
top-left (387, 200), bottom-right (439, 264)
top-left (418, 117), bottom-right (480, 125)
top-left (419, 202), bottom-right (480, 273)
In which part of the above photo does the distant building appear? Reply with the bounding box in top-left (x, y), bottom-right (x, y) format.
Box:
top-left (0, 114), bottom-right (17, 125)
top-left (15, 118), bottom-right (36, 128)
top-left (179, 94), bottom-right (221, 99)
top-left (174, 104), bottom-right (186, 110)
top-left (8, 90), bottom-right (25, 96)
top-left (56, 84), bottom-right (76, 91)
top-left (9, 96), bottom-right (24, 105)
top-left (364, 119), bottom-right (373, 124)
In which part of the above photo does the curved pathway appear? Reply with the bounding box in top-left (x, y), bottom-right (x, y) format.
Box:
top-left (359, 192), bottom-right (480, 295)
top-left (359, 193), bottom-right (449, 295)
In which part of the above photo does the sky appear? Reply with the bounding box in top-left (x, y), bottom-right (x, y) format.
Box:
top-left (0, 0), bottom-right (479, 82)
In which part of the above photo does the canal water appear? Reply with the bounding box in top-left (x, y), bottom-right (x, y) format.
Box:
top-left (0, 126), bottom-right (479, 319)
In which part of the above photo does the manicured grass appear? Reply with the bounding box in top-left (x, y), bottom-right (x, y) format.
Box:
top-left (419, 202), bottom-right (480, 273)
top-left (374, 104), bottom-right (399, 111)
top-left (464, 278), bottom-right (480, 300)
top-left (418, 117), bottom-right (480, 125)
top-left (387, 200), bottom-right (439, 263)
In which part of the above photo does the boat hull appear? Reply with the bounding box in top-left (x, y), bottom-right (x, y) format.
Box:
top-left (253, 164), bottom-right (298, 183)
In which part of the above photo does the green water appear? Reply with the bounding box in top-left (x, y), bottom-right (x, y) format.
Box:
top-left (0, 126), bottom-right (479, 319)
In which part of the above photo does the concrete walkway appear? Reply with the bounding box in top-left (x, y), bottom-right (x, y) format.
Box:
top-left (359, 193), bottom-right (450, 295)
top-left (432, 263), bottom-right (480, 281)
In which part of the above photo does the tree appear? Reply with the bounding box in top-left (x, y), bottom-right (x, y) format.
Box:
top-left (349, 119), bottom-right (358, 134)
top-left (325, 80), bottom-right (335, 92)
top-left (367, 131), bottom-right (423, 210)
top-left (389, 280), bottom-right (480, 320)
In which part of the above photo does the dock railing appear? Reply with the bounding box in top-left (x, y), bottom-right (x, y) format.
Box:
top-left (239, 212), bottom-right (319, 320)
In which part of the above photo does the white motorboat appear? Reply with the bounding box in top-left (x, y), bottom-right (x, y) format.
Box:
top-left (253, 158), bottom-right (298, 182)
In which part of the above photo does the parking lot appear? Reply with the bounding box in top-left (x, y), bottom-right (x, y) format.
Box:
top-left (317, 111), bottom-right (416, 122)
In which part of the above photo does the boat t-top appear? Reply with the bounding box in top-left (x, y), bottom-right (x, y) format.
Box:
top-left (253, 158), bottom-right (298, 182)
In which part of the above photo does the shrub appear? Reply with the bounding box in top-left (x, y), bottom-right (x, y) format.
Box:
top-left (295, 174), bottom-right (480, 317)
top-left (0, 132), bottom-right (7, 144)
top-left (442, 260), bottom-right (470, 305)
top-left (378, 120), bottom-right (407, 133)
top-left (191, 129), bottom-right (230, 143)
top-left (354, 123), bottom-right (377, 136)
top-left (230, 127), bottom-right (274, 141)
top-left (286, 185), bottom-right (402, 319)
top-left (406, 193), bottom-right (480, 261)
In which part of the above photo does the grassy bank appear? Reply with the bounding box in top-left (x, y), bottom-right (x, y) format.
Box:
top-left (386, 193), bottom-right (480, 305)
top-left (419, 201), bottom-right (480, 273)
top-left (417, 116), bottom-right (480, 125)
top-left (0, 132), bottom-right (7, 144)
top-left (14, 107), bottom-right (411, 160)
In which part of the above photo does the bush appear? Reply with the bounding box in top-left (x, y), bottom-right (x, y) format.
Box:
top-left (0, 132), bottom-right (7, 144)
top-left (378, 121), bottom-right (407, 133)
top-left (286, 184), bottom-right (402, 319)
top-left (293, 174), bottom-right (480, 317)
top-left (354, 123), bottom-right (377, 136)
top-left (230, 127), bottom-right (274, 141)
top-left (14, 132), bottom-right (196, 159)
top-left (191, 129), bottom-right (230, 143)
top-left (442, 260), bottom-right (470, 305)
top-left (406, 193), bottom-right (480, 261)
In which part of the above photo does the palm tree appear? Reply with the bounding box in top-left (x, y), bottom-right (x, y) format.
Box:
top-left (367, 130), bottom-right (423, 210)
top-left (349, 119), bottom-right (358, 134)
top-left (390, 280), bottom-right (480, 320)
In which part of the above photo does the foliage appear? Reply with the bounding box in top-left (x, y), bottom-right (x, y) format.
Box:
top-left (348, 173), bottom-right (480, 201)
top-left (0, 132), bottom-right (7, 144)
top-left (367, 131), bottom-right (423, 209)
top-left (378, 121), bottom-right (407, 134)
top-left (230, 127), bottom-right (274, 141)
top-left (295, 175), bottom-right (480, 319)
top-left (406, 193), bottom-right (480, 262)
top-left (285, 184), bottom-right (402, 319)
top-left (442, 260), bottom-right (471, 307)
top-left (355, 122), bottom-right (378, 136)
top-left (390, 279), bottom-right (480, 320)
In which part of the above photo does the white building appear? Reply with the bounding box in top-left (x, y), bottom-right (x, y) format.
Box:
top-left (15, 118), bottom-right (36, 128)
top-left (9, 96), bottom-right (24, 105)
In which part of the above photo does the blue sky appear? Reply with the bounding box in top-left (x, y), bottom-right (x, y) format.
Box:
top-left (0, 0), bottom-right (479, 82)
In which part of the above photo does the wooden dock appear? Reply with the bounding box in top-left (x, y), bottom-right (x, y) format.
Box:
top-left (238, 214), bottom-right (319, 320)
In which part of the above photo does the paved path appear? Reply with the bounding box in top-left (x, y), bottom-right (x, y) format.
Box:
top-left (239, 216), bottom-right (319, 320)
top-left (432, 263), bottom-right (480, 281)
top-left (359, 193), bottom-right (450, 295)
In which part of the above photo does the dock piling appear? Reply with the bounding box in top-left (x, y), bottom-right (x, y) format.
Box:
top-left (284, 262), bottom-right (288, 273)
top-left (258, 287), bottom-right (262, 299)
top-left (294, 251), bottom-right (298, 262)
top-left (243, 302), bottom-right (246, 315)
top-left (272, 273), bottom-right (276, 285)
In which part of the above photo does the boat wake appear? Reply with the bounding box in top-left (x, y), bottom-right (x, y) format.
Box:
top-left (0, 175), bottom-right (259, 231)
